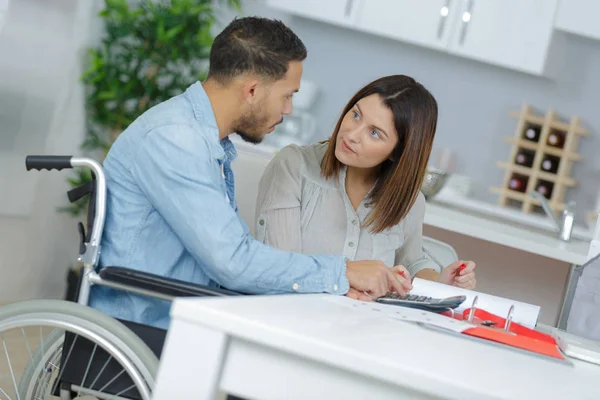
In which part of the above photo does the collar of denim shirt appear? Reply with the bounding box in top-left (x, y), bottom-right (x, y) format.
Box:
top-left (184, 81), bottom-right (237, 163)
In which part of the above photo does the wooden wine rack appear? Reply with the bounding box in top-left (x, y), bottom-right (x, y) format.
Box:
top-left (491, 104), bottom-right (588, 214)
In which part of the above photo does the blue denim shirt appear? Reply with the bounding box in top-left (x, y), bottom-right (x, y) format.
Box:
top-left (88, 82), bottom-right (349, 329)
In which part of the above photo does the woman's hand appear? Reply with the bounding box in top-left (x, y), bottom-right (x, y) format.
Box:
top-left (390, 265), bottom-right (412, 292)
top-left (439, 260), bottom-right (476, 289)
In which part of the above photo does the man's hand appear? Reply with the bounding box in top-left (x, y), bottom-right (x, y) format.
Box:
top-left (345, 260), bottom-right (411, 298)
top-left (439, 260), bottom-right (476, 289)
top-left (345, 265), bottom-right (412, 301)
top-left (345, 287), bottom-right (374, 301)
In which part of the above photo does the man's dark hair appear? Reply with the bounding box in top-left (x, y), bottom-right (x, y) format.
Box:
top-left (207, 16), bottom-right (307, 83)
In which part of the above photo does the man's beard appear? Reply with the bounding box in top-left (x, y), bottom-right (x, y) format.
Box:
top-left (233, 110), bottom-right (269, 144)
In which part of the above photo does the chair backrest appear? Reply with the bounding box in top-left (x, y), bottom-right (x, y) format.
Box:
top-left (422, 236), bottom-right (459, 271)
top-left (231, 149), bottom-right (273, 235)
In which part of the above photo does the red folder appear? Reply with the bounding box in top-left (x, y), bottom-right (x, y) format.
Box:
top-left (440, 308), bottom-right (564, 360)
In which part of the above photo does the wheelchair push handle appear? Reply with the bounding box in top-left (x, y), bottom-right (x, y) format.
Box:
top-left (25, 155), bottom-right (73, 171)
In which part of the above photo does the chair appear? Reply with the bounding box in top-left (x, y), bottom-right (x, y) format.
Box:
top-left (422, 236), bottom-right (459, 271)
top-left (0, 156), bottom-right (241, 400)
top-left (230, 148), bottom-right (273, 236)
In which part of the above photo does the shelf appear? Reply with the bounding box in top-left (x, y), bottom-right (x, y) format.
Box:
top-left (497, 162), bottom-right (576, 187)
top-left (490, 187), bottom-right (565, 211)
top-left (502, 137), bottom-right (582, 161)
top-left (509, 111), bottom-right (588, 135)
top-left (495, 103), bottom-right (585, 216)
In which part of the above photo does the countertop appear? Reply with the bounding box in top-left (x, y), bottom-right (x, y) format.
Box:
top-left (425, 201), bottom-right (590, 265)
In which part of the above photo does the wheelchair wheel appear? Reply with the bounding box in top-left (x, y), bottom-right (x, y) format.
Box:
top-left (0, 300), bottom-right (159, 400)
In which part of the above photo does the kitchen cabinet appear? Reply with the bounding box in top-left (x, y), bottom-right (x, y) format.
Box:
top-left (0, 0), bottom-right (7, 36)
top-left (0, 12), bottom-right (5, 37)
top-left (266, 0), bottom-right (562, 76)
top-left (555, 0), bottom-right (600, 41)
top-left (445, 0), bottom-right (559, 75)
top-left (265, 0), bottom-right (363, 29)
top-left (356, 0), bottom-right (461, 51)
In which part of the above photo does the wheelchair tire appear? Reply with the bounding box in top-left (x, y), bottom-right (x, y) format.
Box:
top-left (0, 299), bottom-right (159, 400)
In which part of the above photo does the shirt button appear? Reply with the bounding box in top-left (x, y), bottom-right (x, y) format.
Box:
top-left (351, 219), bottom-right (358, 225)
top-left (333, 284), bottom-right (339, 291)
top-left (292, 283), bottom-right (299, 291)
top-left (348, 242), bottom-right (354, 247)
top-left (259, 219), bottom-right (265, 226)
top-left (364, 203), bottom-right (370, 209)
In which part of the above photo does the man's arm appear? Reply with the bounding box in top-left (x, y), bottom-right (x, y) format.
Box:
top-left (131, 125), bottom-right (348, 295)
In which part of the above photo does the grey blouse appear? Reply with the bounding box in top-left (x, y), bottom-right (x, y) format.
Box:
top-left (254, 142), bottom-right (440, 277)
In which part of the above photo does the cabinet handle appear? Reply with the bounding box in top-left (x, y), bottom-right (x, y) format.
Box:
top-left (345, 0), bottom-right (355, 17)
top-left (459, 0), bottom-right (474, 45)
top-left (437, 0), bottom-right (452, 39)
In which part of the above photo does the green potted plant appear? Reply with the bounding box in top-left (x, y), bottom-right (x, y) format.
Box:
top-left (64, 0), bottom-right (241, 300)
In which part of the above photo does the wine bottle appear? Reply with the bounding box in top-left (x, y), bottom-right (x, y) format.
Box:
top-left (541, 155), bottom-right (560, 174)
top-left (508, 175), bottom-right (528, 193)
top-left (514, 150), bottom-right (534, 168)
top-left (536, 181), bottom-right (554, 199)
top-left (523, 125), bottom-right (541, 142)
top-left (546, 130), bottom-right (566, 148)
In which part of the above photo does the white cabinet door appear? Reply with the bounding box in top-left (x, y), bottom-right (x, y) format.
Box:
top-left (555, 0), bottom-right (600, 41)
top-left (265, 0), bottom-right (362, 28)
top-left (355, 0), bottom-right (461, 50)
top-left (447, 0), bottom-right (558, 75)
top-left (0, 0), bottom-right (7, 36)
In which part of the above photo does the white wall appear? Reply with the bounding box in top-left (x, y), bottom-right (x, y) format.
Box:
top-left (0, 0), bottom-right (101, 302)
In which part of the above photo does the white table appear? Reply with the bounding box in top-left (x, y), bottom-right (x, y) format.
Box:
top-left (153, 294), bottom-right (600, 400)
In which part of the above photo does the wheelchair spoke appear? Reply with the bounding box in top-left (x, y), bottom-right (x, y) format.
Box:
top-left (78, 343), bottom-right (97, 397)
top-left (51, 334), bottom-right (78, 396)
top-left (1, 334), bottom-right (20, 400)
top-left (115, 383), bottom-right (136, 397)
top-left (87, 354), bottom-right (112, 391)
top-left (20, 328), bottom-right (33, 365)
top-left (0, 386), bottom-right (13, 400)
top-left (39, 327), bottom-right (44, 362)
top-left (97, 368), bottom-right (125, 393)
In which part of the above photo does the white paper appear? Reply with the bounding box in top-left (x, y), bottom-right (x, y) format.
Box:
top-left (325, 295), bottom-right (472, 333)
top-left (410, 278), bottom-right (541, 329)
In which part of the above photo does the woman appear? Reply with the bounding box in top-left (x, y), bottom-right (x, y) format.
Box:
top-left (255, 75), bottom-right (476, 300)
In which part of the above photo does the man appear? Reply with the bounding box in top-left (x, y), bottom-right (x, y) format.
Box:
top-left (89, 17), bottom-right (409, 329)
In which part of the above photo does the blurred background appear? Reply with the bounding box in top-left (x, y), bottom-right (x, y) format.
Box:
top-left (1, 0), bottom-right (599, 325)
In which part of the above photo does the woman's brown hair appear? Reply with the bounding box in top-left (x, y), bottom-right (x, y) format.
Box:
top-left (321, 75), bottom-right (438, 233)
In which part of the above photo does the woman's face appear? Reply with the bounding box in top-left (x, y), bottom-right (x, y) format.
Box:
top-left (334, 94), bottom-right (399, 170)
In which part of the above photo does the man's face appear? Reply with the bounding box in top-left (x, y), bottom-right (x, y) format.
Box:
top-left (235, 61), bottom-right (302, 143)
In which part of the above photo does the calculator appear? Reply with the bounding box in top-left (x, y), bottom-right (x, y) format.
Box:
top-left (376, 292), bottom-right (467, 312)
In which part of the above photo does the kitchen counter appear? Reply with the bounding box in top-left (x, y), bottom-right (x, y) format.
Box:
top-left (424, 201), bottom-right (590, 265)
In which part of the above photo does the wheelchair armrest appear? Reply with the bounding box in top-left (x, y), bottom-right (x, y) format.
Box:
top-left (99, 267), bottom-right (244, 298)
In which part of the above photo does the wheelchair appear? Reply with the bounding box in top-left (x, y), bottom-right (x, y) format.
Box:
top-left (0, 155), bottom-right (241, 399)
